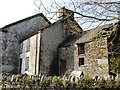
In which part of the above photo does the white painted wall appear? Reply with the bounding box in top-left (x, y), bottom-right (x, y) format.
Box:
top-left (20, 32), bottom-right (41, 75)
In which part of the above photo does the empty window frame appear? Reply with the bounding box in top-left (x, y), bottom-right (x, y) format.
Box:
top-left (79, 58), bottom-right (84, 66)
top-left (25, 57), bottom-right (29, 71)
top-left (78, 43), bottom-right (85, 54)
top-left (26, 39), bottom-right (30, 52)
top-left (60, 59), bottom-right (66, 62)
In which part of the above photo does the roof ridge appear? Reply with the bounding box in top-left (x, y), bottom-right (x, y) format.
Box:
top-left (2, 13), bottom-right (51, 29)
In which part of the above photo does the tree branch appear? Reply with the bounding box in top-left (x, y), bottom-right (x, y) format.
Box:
top-left (74, 11), bottom-right (119, 21)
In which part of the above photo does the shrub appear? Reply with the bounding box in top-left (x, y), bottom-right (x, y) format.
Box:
top-left (78, 75), bottom-right (94, 88)
top-left (40, 76), bottom-right (49, 88)
top-left (51, 75), bottom-right (62, 88)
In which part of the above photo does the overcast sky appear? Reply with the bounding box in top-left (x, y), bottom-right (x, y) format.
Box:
top-left (0, 0), bottom-right (119, 29)
top-left (0, 0), bottom-right (58, 28)
top-left (0, 0), bottom-right (35, 28)
top-left (0, 0), bottom-right (69, 28)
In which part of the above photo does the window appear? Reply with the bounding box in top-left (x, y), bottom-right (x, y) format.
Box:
top-left (26, 39), bottom-right (30, 52)
top-left (79, 58), bottom-right (84, 66)
top-left (25, 57), bottom-right (29, 71)
top-left (20, 42), bottom-right (23, 54)
top-left (78, 43), bottom-right (85, 54)
top-left (60, 59), bottom-right (66, 62)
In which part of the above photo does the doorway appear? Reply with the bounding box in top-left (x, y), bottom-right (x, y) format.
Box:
top-left (59, 59), bottom-right (66, 76)
top-left (19, 58), bottom-right (22, 74)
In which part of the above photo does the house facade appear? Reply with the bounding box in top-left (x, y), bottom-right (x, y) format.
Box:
top-left (19, 8), bottom-right (83, 76)
top-left (1, 7), bottom-right (82, 76)
top-left (20, 32), bottom-right (41, 75)
top-left (1, 13), bottom-right (51, 74)
top-left (0, 7), bottom-right (120, 80)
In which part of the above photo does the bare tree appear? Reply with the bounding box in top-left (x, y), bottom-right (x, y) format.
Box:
top-left (34, 0), bottom-right (120, 30)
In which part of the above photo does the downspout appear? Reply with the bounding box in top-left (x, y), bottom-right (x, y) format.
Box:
top-left (35, 31), bottom-right (41, 75)
top-left (38, 31), bottom-right (41, 74)
top-left (35, 34), bottom-right (38, 75)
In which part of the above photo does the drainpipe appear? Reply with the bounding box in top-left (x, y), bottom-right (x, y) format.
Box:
top-left (38, 31), bottom-right (41, 75)
top-left (35, 34), bottom-right (38, 75)
top-left (35, 31), bottom-right (41, 75)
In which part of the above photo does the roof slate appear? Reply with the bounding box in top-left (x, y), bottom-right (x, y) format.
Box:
top-left (60, 24), bottom-right (112, 47)
top-left (1, 13), bottom-right (51, 29)
top-left (75, 24), bottom-right (110, 43)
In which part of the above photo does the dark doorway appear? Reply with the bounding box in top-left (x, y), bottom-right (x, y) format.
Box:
top-left (59, 59), bottom-right (66, 76)
top-left (19, 58), bottom-right (22, 74)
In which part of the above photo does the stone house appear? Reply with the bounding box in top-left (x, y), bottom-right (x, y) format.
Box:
top-left (59, 22), bottom-right (120, 80)
top-left (0, 7), bottom-right (120, 79)
top-left (1, 7), bottom-right (82, 76)
top-left (1, 13), bottom-right (51, 74)
top-left (19, 8), bottom-right (82, 76)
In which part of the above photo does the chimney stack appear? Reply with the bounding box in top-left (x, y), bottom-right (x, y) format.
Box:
top-left (58, 7), bottom-right (74, 19)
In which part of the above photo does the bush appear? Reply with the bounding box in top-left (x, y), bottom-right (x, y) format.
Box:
top-left (1, 74), bottom-right (120, 89)
top-left (40, 76), bottom-right (49, 88)
top-left (51, 75), bottom-right (62, 88)
top-left (78, 75), bottom-right (94, 88)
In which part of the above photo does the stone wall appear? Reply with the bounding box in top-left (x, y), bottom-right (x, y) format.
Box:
top-left (75, 38), bottom-right (109, 78)
top-left (63, 18), bottom-right (83, 38)
top-left (2, 74), bottom-right (120, 89)
top-left (2, 31), bottom-right (19, 74)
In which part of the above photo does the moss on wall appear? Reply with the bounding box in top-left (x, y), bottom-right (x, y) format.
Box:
top-left (108, 23), bottom-right (120, 75)
top-left (109, 57), bottom-right (120, 74)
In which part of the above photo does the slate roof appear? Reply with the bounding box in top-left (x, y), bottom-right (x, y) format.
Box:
top-left (18, 15), bottom-right (83, 42)
top-left (60, 24), bottom-right (112, 47)
top-left (1, 13), bottom-right (51, 30)
top-left (75, 24), bottom-right (111, 43)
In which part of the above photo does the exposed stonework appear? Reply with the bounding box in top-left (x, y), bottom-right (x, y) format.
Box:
top-left (58, 21), bottom-right (120, 80)
top-left (59, 39), bottom-right (109, 78)
top-left (76, 39), bottom-right (109, 78)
